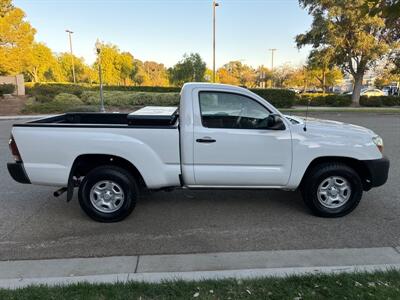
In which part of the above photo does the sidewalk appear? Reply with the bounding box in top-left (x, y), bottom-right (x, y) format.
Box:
top-left (1, 247), bottom-right (400, 289)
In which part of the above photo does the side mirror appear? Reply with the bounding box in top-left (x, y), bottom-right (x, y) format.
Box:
top-left (266, 114), bottom-right (285, 130)
top-left (266, 114), bottom-right (276, 127)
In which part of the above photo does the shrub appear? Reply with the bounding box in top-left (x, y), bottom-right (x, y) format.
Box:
top-left (80, 91), bottom-right (180, 107)
top-left (249, 88), bottom-right (295, 108)
top-left (297, 93), bottom-right (352, 107)
top-left (103, 86), bottom-right (181, 93)
top-left (28, 83), bottom-right (85, 98)
top-left (360, 96), bottom-right (399, 107)
top-left (54, 93), bottom-right (84, 106)
top-left (0, 83), bottom-right (15, 96)
top-left (23, 93), bottom-right (84, 114)
top-left (35, 94), bottom-right (54, 103)
top-left (25, 83), bottom-right (180, 98)
top-left (323, 95), bottom-right (352, 107)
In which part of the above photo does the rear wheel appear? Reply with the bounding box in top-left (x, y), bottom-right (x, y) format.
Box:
top-left (78, 166), bottom-right (138, 222)
top-left (301, 163), bottom-right (363, 218)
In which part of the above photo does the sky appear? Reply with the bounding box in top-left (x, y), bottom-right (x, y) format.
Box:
top-left (14, 0), bottom-right (313, 69)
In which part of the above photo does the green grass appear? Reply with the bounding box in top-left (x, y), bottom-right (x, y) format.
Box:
top-left (1, 270), bottom-right (400, 299)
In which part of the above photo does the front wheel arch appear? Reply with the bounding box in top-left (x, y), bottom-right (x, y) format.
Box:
top-left (299, 156), bottom-right (372, 191)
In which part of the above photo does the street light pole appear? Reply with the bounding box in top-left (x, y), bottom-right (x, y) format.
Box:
top-left (212, 0), bottom-right (219, 83)
top-left (268, 48), bottom-right (277, 71)
top-left (268, 48), bottom-right (277, 87)
top-left (95, 39), bottom-right (105, 113)
top-left (65, 30), bottom-right (76, 84)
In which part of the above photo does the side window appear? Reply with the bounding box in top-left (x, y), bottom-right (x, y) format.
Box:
top-left (199, 92), bottom-right (271, 129)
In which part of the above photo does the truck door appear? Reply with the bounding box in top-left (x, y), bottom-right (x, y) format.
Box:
top-left (192, 90), bottom-right (292, 187)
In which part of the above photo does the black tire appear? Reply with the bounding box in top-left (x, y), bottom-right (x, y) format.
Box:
top-left (78, 165), bottom-right (138, 222)
top-left (301, 162), bottom-right (363, 218)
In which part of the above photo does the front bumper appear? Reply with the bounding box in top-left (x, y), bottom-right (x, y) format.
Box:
top-left (363, 156), bottom-right (390, 189)
top-left (7, 162), bottom-right (31, 184)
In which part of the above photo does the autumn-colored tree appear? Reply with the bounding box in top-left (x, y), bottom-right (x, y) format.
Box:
top-left (272, 64), bottom-right (297, 88)
top-left (117, 52), bottom-right (134, 86)
top-left (58, 53), bottom-right (90, 83)
top-left (25, 43), bottom-right (58, 82)
top-left (254, 66), bottom-right (273, 88)
top-left (169, 53), bottom-right (206, 86)
top-left (142, 61), bottom-right (168, 86)
top-left (307, 49), bottom-right (343, 92)
top-left (0, 0), bottom-right (36, 75)
top-left (94, 43), bottom-right (122, 85)
top-left (131, 59), bottom-right (146, 86)
top-left (296, 0), bottom-right (398, 105)
top-left (217, 61), bottom-right (256, 87)
top-left (217, 67), bottom-right (240, 85)
top-left (284, 67), bottom-right (312, 90)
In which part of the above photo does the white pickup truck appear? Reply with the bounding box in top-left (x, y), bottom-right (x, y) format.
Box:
top-left (8, 83), bottom-right (389, 222)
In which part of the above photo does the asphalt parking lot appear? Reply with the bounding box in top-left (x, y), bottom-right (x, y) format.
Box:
top-left (0, 112), bottom-right (399, 261)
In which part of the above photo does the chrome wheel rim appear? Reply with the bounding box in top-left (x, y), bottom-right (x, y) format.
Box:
top-left (90, 180), bottom-right (125, 213)
top-left (317, 176), bottom-right (351, 209)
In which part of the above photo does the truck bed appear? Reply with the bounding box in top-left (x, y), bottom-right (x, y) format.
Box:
top-left (16, 108), bottom-right (179, 128)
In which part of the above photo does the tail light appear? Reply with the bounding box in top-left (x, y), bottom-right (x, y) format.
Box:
top-left (9, 135), bottom-right (22, 162)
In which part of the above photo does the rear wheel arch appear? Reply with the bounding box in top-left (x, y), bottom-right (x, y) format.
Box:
top-left (69, 154), bottom-right (147, 189)
top-left (299, 156), bottom-right (372, 191)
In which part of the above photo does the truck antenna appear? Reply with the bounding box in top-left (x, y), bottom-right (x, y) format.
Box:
top-left (303, 99), bottom-right (310, 132)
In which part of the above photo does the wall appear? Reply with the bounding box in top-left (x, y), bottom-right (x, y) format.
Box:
top-left (0, 75), bottom-right (25, 96)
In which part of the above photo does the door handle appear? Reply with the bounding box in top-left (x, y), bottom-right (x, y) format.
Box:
top-left (196, 137), bottom-right (216, 143)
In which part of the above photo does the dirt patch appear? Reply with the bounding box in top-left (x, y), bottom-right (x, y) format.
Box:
top-left (0, 96), bottom-right (28, 115)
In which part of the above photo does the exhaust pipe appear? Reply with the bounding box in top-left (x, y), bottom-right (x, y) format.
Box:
top-left (54, 187), bottom-right (67, 197)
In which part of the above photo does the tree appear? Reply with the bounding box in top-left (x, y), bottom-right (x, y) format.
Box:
top-left (307, 49), bottom-right (343, 92)
top-left (169, 53), bottom-right (206, 86)
top-left (284, 66), bottom-right (315, 90)
top-left (254, 66), bottom-right (273, 88)
top-left (296, 0), bottom-right (398, 105)
top-left (58, 53), bottom-right (89, 83)
top-left (273, 64), bottom-right (296, 88)
top-left (94, 43), bottom-right (122, 85)
top-left (117, 52), bottom-right (134, 86)
top-left (131, 59), bottom-right (146, 86)
top-left (217, 66), bottom-right (240, 85)
top-left (25, 43), bottom-right (58, 82)
top-left (142, 61), bottom-right (168, 86)
top-left (0, 0), bottom-right (36, 75)
top-left (217, 61), bottom-right (257, 87)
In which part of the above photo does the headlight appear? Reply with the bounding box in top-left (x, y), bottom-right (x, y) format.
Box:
top-left (372, 136), bottom-right (384, 153)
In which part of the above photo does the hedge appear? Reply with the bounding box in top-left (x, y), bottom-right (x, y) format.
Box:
top-left (359, 96), bottom-right (400, 107)
top-left (80, 91), bottom-right (180, 107)
top-left (54, 93), bottom-right (84, 106)
top-left (25, 83), bottom-right (296, 108)
top-left (25, 83), bottom-right (180, 98)
top-left (26, 83), bottom-right (86, 98)
top-left (0, 83), bottom-right (15, 96)
top-left (249, 88), bottom-right (295, 108)
top-left (23, 94), bottom-right (92, 114)
top-left (297, 93), bottom-right (352, 107)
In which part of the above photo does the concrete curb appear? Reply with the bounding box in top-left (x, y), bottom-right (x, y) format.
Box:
top-left (1, 247), bottom-right (400, 289)
top-left (2, 264), bottom-right (400, 289)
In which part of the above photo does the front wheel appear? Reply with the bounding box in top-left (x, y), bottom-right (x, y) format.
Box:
top-left (78, 166), bottom-right (138, 222)
top-left (301, 163), bottom-right (363, 218)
